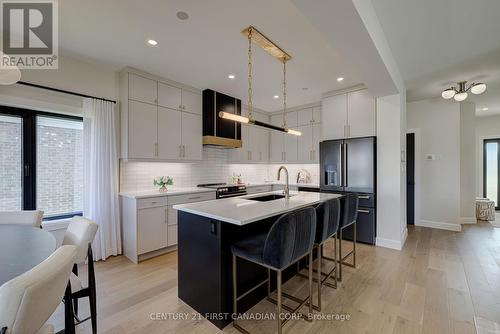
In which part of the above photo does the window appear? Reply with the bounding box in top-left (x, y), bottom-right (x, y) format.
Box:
top-left (0, 115), bottom-right (22, 211)
top-left (0, 106), bottom-right (83, 219)
top-left (36, 116), bottom-right (83, 218)
top-left (484, 139), bottom-right (500, 210)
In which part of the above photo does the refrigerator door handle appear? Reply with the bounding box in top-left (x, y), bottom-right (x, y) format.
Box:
top-left (339, 142), bottom-right (344, 187)
top-left (344, 142), bottom-right (348, 187)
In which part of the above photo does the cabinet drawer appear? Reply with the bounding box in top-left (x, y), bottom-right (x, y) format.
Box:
top-left (137, 196), bottom-right (168, 209)
top-left (357, 193), bottom-right (375, 208)
top-left (167, 192), bottom-right (216, 205)
top-left (247, 185), bottom-right (272, 194)
top-left (167, 225), bottom-right (178, 246)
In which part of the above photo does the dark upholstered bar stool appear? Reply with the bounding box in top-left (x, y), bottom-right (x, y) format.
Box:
top-left (337, 193), bottom-right (359, 281)
top-left (231, 207), bottom-right (317, 334)
top-left (297, 198), bottom-right (341, 311)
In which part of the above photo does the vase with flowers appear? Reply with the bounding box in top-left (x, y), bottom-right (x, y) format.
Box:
top-left (153, 176), bottom-right (173, 193)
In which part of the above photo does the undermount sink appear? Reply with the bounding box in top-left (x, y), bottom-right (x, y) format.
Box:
top-left (247, 194), bottom-right (288, 202)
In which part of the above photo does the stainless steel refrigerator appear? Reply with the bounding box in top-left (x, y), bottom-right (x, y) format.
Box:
top-left (320, 136), bottom-right (376, 244)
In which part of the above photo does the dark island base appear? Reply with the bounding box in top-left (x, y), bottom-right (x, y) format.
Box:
top-left (177, 211), bottom-right (308, 329)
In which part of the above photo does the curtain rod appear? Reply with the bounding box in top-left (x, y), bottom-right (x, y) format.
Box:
top-left (17, 81), bottom-right (117, 104)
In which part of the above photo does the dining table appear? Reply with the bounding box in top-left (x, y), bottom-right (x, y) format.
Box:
top-left (0, 224), bottom-right (57, 286)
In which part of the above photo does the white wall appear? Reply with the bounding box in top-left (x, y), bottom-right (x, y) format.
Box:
top-left (476, 115), bottom-right (500, 196)
top-left (460, 102), bottom-right (476, 222)
top-left (407, 98), bottom-right (462, 230)
top-left (376, 94), bottom-right (407, 250)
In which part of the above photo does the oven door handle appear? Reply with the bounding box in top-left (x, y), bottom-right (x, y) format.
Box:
top-left (217, 192), bottom-right (247, 199)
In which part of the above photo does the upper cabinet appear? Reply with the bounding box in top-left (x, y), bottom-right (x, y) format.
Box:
top-left (229, 110), bottom-right (269, 163)
top-left (269, 106), bottom-right (321, 163)
top-left (321, 89), bottom-right (376, 140)
top-left (120, 69), bottom-right (202, 161)
top-left (128, 74), bottom-right (157, 105)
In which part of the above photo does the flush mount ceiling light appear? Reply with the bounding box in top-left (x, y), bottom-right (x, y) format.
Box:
top-left (228, 74), bottom-right (235, 79)
top-left (147, 39), bottom-right (158, 46)
top-left (220, 26), bottom-right (301, 136)
top-left (441, 81), bottom-right (486, 101)
top-left (0, 51), bottom-right (21, 85)
top-left (337, 77), bottom-right (344, 82)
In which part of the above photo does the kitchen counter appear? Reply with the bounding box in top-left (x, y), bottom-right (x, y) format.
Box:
top-left (174, 190), bottom-right (339, 225)
top-left (119, 187), bottom-right (216, 199)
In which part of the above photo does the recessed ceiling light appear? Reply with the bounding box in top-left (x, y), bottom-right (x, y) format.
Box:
top-left (482, 107), bottom-right (489, 111)
top-left (337, 77), bottom-right (344, 82)
top-left (228, 74), bottom-right (235, 79)
top-left (176, 11), bottom-right (189, 20)
top-left (273, 95), bottom-right (279, 99)
top-left (147, 39), bottom-right (158, 46)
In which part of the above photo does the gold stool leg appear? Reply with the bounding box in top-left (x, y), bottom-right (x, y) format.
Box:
top-left (338, 228), bottom-right (343, 282)
top-left (353, 221), bottom-right (357, 268)
top-left (317, 245), bottom-right (322, 311)
top-left (308, 251), bottom-right (313, 318)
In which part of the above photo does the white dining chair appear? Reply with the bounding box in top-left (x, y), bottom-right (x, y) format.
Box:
top-left (0, 245), bottom-right (77, 334)
top-left (62, 216), bottom-right (98, 334)
top-left (0, 210), bottom-right (44, 228)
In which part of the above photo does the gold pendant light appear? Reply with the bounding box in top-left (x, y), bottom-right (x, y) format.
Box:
top-left (219, 26), bottom-right (301, 136)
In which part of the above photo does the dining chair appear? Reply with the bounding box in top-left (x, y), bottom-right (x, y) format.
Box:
top-left (0, 245), bottom-right (77, 334)
top-left (0, 210), bottom-right (44, 228)
top-left (62, 216), bottom-right (98, 334)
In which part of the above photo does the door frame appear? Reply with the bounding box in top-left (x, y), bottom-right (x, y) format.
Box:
top-left (482, 137), bottom-right (500, 210)
top-left (478, 135), bottom-right (500, 203)
top-left (406, 129), bottom-right (421, 226)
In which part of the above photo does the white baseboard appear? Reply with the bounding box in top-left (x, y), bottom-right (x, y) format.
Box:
top-left (417, 220), bottom-right (462, 232)
top-left (460, 217), bottom-right (477, 224)
top-left (376, 236), bottom-right (404, 250)
top-left (400, 227), bottom-right (408, 247)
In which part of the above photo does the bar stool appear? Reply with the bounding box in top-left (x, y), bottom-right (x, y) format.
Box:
top-left (338, 193), bottom-right (359, 281)
top-left (231, 207), bottom-right (317, 334)
top-left (297, 198), bottom-right (341, 311)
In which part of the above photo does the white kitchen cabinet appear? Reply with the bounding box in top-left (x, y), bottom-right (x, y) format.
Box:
top-left (121, 191), bottom-right (216, 263)
top-left (181, 90), bottom-right (202, 115)
top-left (297, 125), bottom-right (312, 162)
top-left (229, 111), bottom-right (269, 163)
top-left (322, 89), bottom-right (376, 140)
top-left (284, 133), bottom-right (298, 162)
top-left (312, 123), bottom-right (321, 162)
top-left (322, 93), bottom-right (347, 140)
top-left (297, 107), bottom-right (321, 126)
top-left (128, 100), bottom-right (158, 159)
top-left (137, 206), bottom-right (166, 254)
top-left (128, 73), bottom-right (157, 105)
top-left (121, 68), bottom-right (203, 161)
top-left (181, 112), bottom-right (202, 160)
top-left (285, 111), bottom-right (298, 128)
top-left (157, 106), bottom-right (182, 159)
top-left (158, 82), bottom-right (182, 110)
top-left (270, 131), bottom-right (285, 162)
top-left (347, 89), bottom-right (376, 137)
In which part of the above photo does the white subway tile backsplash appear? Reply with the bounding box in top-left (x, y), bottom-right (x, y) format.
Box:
top-left (120, 147), bottom-right (319, 192)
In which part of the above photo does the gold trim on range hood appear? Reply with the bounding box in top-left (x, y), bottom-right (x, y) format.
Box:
top-left (203, 136), bottom-right (242, 148)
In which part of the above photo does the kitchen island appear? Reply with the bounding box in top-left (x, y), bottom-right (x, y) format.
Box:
top-left (173, 191), bottom-right (341, 329)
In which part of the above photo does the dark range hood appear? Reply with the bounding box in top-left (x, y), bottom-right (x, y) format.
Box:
top-left (202, 89), bottom-right (242, 148)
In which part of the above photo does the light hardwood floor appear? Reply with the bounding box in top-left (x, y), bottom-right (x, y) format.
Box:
top-left (49, 222), bottom-right (500, 334)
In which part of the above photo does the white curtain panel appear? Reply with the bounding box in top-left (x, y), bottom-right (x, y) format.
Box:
top-left (83, 98), bottom-right (121, 261)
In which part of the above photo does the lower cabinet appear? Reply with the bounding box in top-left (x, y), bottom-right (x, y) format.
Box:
top-left (121, 191), bottom-right (216, 263)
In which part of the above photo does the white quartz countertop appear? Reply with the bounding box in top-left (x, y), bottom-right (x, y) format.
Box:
top-left (173, 191), bottom-right (341, 225)
top-left (246, 182), bottom-right (319, 188)
top-left (119, 187), bottom-right (216, 199)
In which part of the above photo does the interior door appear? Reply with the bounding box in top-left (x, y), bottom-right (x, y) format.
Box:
top-left (320, 140), bottom-right (343, 191)
top-left (406, 133), bottom-right (415, 225)
top-left (484, 139), bottom-right (500, 209)
top-left (344, 137), bottom-right (375, 193)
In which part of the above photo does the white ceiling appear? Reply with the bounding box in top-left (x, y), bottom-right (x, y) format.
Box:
top-left (372, 0), bottom-right (500, 116)
top-left (58, 0), bottom-right (362, 112)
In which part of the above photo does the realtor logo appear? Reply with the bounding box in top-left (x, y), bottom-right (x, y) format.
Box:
top-left (1, 0), bottom-right (58, 69)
